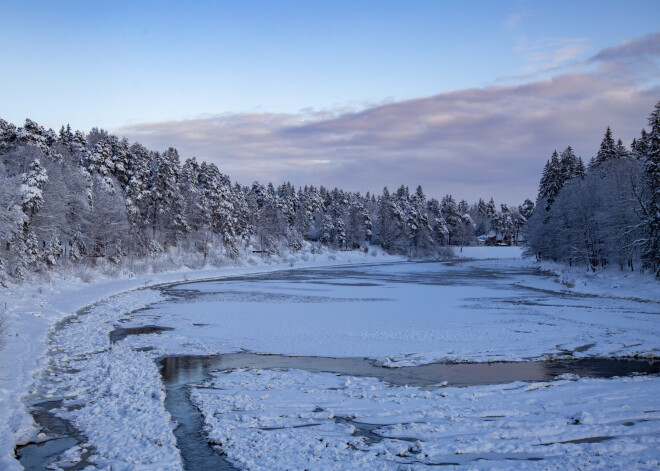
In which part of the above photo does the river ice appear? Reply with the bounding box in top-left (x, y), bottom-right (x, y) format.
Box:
top-left (3, 248), bottom-right (660, 470)
top-left (191, 368), bottom-right (660, 470)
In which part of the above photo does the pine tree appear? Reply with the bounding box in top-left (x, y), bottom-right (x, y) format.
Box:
top-left (575, 157), bottom-right (586, 179)
top-left (376, 187), bottom-right (393, 250)
top-left (20, 159), bottom-right (49, 234)
top-left (590, 126), bottom-right (617, 168)
top-left (25, 231), bottom-right (39, 268)
top-left (643, 100), bottom-right (660, 276)
top-left (477, 198), bottom-right (487, 217)
top-left (109, 239), bottom-right (123, 265)
top-left (486, 197), bottom-right (496, 218)
top-left (124, 143), bottom-right (154, 251)
top-left (559, 146), bottom-right (581, 181)
top-left (10, 232), bottom-right (28, 280)
top-left (538, 150), bottom-right (562, 210)
top-left (59, 124), bottom-right (73, 145)
top-left (615, 139), bottom-right (630, 160)
top-left (632, 129), bottom-right (649, 160)
top-left (433, 216), bottom-right (449, 245)
top-left (320, 214), bottom-right (334, 245)
top-left (148, 148), bottom-right (188, 246)
top-left (0, 257), bottom-right (7, 287)
top-left (520, 199), bottom-right (534, 221)
top-left (440, 195), bottom-right (461, 244)
top-left (70, 231), bottom-right (87, 262)
top-left (336, 217), bottom-right (346, 249)
top-left (43, 235), bottom-right (62, 267)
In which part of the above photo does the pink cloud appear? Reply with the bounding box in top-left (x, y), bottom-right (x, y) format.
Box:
top-left (117, 34), bottom-right (660, 205)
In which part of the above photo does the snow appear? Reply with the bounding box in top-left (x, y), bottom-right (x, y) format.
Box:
top-left (452, 245), bottom-right (524, 260)
top-left (191, 368), bottom-right (660, 470)
top-left (528, 258), bottom-right (660, 303)
top-left (0, 248), bottom-right (398, 470)
top-left (0, 246), bottom-right (658, 470)
top-left (134, 255), bottom-right (659, 365)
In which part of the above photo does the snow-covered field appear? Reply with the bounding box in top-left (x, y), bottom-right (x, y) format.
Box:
top-left (1, 246), bottom-right (659, 470)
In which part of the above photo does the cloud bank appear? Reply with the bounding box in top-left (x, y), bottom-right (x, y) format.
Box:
top-left (117, 34), bottom-right (660, 204)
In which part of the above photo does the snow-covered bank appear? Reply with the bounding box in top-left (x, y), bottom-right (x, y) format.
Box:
top-left (456, 245), bottom-right (660, 303)
top-left (454, 246), bottom-right (660, 304)
top-left (0, 248), bottom-right (398, 470)
top-left (528, 259), bottom-right (660, 303)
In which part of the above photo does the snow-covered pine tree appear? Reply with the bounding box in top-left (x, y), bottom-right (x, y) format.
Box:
top-left (615, 139), bottom-right (630, 160)
top-left (538, 150), bottom-right (562, 210)
top-left (43, 235), bottom-right (62, 267)
top-left (559, 146), bottom-right (582, 182)
top-left (0, 257), bottom-right (7, 287)
top-left (70, 231), bottom-right (87, 262)
top-left (590, 126), bottom-right (617, 168)
top-left (109, 239), bottom-right (123, 265)
top-left (148, 148), bottom-right (188, 247)
top-left (320, 213), bottom-right (334, 245)
top-left (643, 100), bottom-right (660, 277)
top-left (335, 217), bottom-right (347, 249)
top-left (21, 158), bottom-right (48, 221)
top-left (440, 195), bottom-right (461, 245)
top-left (9, 232), bottom-right (29, 280)
top-left (347, 199), bottom-right (369, 248)
top-left (124, 143), bottom-right (153, 252)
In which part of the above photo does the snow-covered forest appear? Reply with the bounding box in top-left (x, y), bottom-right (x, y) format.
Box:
top-left (526, 100), bottom-right (660, 276)
top-left (0, 118), bottom-right (530, 284)
top-left (2, 100), bottom-right (659, 285)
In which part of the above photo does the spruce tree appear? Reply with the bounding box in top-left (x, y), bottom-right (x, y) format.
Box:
top-left (590, 126), bottom-right (617, 167)
top-left (643, 101), bottom-right (660, 276)
top-left (21, 159), bottom-right (49, 227)
top-left (538, 151), bottom-right (562, 210)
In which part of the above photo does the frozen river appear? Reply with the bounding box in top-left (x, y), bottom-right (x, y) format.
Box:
top-left (19, 259), bottom-right (660, 470)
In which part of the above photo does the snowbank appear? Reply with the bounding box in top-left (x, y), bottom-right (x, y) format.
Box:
top-left (522, 259), bottom-right (660, 303)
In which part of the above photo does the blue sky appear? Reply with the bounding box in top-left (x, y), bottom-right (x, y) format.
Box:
top-left (1, 0), bottom-right (659, 203)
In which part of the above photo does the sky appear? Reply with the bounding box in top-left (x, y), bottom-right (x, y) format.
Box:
top-left (1, 0), bottom-right (659, 204)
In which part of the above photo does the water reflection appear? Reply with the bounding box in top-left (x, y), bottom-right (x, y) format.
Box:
top-left (160, 353), bottom-right (660, 389)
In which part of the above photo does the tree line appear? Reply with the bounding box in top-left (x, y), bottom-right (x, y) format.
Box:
top-left (525, 100), bottom-right (660, 277)
top-left (0, 117), bottom-right (531, 284)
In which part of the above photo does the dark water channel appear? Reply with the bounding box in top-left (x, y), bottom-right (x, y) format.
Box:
top-left (16, 400), bottom-right (92, 471)
top-left (159, 352), bottom-right (659, 470)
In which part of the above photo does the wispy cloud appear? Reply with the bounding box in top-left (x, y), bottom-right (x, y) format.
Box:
top-left (117, 34), bottom-right (660, 204)
top-left (503, 12), bottom-right (524, 29)
top-left (515, 37), bottom-right (591, 72)
top-left (502, 10), bottom-right (533, 30)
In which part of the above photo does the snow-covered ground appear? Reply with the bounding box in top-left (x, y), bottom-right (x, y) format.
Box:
top-left (1, 246), bottom-right (659, 470)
